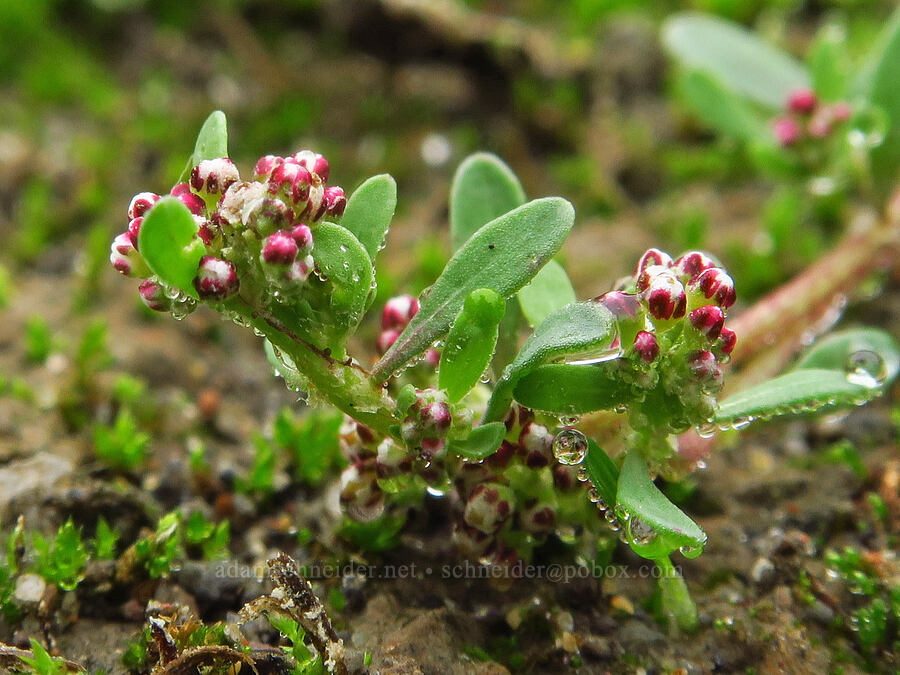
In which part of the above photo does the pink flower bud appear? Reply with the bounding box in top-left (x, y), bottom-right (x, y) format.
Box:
top-left (375, 439), bottom-right (412, 479)
top-left (285, 255), bottom-right (313, 283)
top-left (688, 305), bottom-right (725, 340)
top-left (290, 223), bottom-right (313, 253)
top-left (246, 197), bottom-right (293, 232)
top-left (553, 464), bottom-right (578, 491)
top-left (787, 88), bottom-right (817, 114)
top-left (190, 158), bottom-right (240, 196)
top-left (261, 230), bottom-right (299, 265)
top-left (291, 150), bottom-right (330, 182)
top-left (138, 280), bottom-right (170, 312)
top-left (170, 182), bottom-right (192, 197)
top-left (487, 440), bottom-right (516, 468)
top-left (127, 217), bottom-right (143, 247)
top-left (175, 190), bottom-right (206, 216)
top-left (830, 102), bottom-right (852, 122)
top-left (464, 483), bottom-right (515, 534)
top-left (381, 294), bottom-right (420, 330)
top-left (268, 160), bottom-right (311, 205)
top-left (519, 500), bottom-right (556, 536)
top-left (718, 327), bottom-right (737, 354)
top-left (773, 117), bottom-right (802, 147)
top-left (110, 233), bottom-right (148, 277)
top-left (673, 251), bottom-right (715, 282)
top-left (519, 422), bottom-right (553, 468)
top-left (301, 183), bottom-right (326, 221)
top-left (595, 290), bottom-right (641, 320)
top-left (453, 523), bottom-right (493, 558)
top-left (253, 155), bottom-right (283, 180)
top-left (376, 329), bottom-right (400, 355)
top-left (635, 248), bottom-right (673, 277)
top-left (633, 331), bottom-right (659, 362)
top-left (808, 110), bottom-right (833, 138)
top-left (642, 270), bottom-right (687, 320)
top-left (419, 401), bottom-right (451, 436)
top-left (688, 350), bottom-right (722, 385)
top-left (127, 192), bottom-right (160, 220)
top-left (323, 186), bottom-right (347, 218)
top-left (193, 256), bottom-right (239, 300)
top-left (690, 268), bottom-right (736, 309)
top-left (339, 462), bottom-right (384, 522)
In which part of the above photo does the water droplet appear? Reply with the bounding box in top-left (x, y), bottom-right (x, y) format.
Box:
top-left (844, 350), bottom-right (886, 389)
top-left (613, 404), bottom-right (627, 414)
top-left (614, 504), bottom-right (631, 522)
top-left (627, 518), bottom-right (657, 546)
top-left (588, 488), bottom-right (601, 503)
top-left (564, 344), bottom-right (623, 366)
top-left (696, 422), bottom-right (717, 438)
top-left (679, 543), bottom-right (705, 559)
top-left (576, 467), bottom-right (588, 482)
top-left (346, 497), bottom-right (385, 523)
top-left (552, 428), bottom-right (587, 465)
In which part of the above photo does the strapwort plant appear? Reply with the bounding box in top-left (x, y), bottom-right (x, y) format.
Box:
top-left (110, 112), bottom-right (899, 630)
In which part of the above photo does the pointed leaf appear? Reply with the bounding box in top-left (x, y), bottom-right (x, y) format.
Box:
top-left (616, 450), bottom-right (707, 561)
top-left (310, 222), bottom-right (375, 341)
top-left (439, 288), bottom-right (505, 402)
top-left (341, 174), bottom-right (397, 261)
top-left (483, 301), bottom-right (617, 422)
top-left (264, 339), bottom-right (307, 391)
top-left (715, 368), bottom-right (883, 427)
top-left (858, 8), bottom-right (900, 194)
top-left (663, 13), bottom-right (809, 109)
top-left (137, 196), bottom-right (206, 298)
top-left (517, 259), bottom-right (577, 328)
top-left (795, 328), bottom-right (900, 383)
top-left (182, 110), bottom-right (228, 179)
top-left (807, 25), bottom-right (851, 101)
top-left (676, 70), bottom-right (770, 143)
top-left (450, 153), bottom-right (526, 250)
top-left (372, 197), bottom-right (575, 381)
top-left (512, 363), bottom-right (632, 415)
top-left (447, 422), bottom-right (507, 460)
top-left (583, 439), bottom-right (618, 508)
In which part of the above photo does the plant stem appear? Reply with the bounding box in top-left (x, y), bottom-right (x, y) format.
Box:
top-left (655, 555), bottom-right (699, 633)
top-left (228, 299), bottom-right (397, 436)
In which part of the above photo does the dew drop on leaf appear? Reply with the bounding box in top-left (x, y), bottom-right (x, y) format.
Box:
top-left (679, 543), bottom-right (705, 559)
top-left (844, 349), bottom-right (886, 389)
top-left (552, 428), bottom-right (587, 465)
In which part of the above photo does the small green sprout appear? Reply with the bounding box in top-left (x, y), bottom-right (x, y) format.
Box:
top-left (32, 518), bottom-right (88, 592)
top-left (93, 408), bottom-right (150, 471)
top-left (134, 512), bottom-right (181, 579)
top-left (183, 510), bottom-right (230, 560)
top-left (91, 517), bottom-right (119, 560)
top-left (19, 639), bottom-right (70, 675)
top-left (237, 434), bottom-right (277, 500)
top-left (24, 316), bottom-right (53, 365)
top-left (266, 614), bottom-right (326, 675)
top-left (273, 408), bottom-right (344, 486)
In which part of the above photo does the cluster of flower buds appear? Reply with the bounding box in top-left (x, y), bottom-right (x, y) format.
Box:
top-left (111, 150), bottom-right (345, 317)
top-left (596, 248), bottom-right (738, 434)
top-left (337, 419), bottom-right (386, 522)
top-left (773, 88), bottom-right (852, 148)
top-left (376, 294), bottom-right (440, 366)
top-left (400, 389), bottom-right (452, 463)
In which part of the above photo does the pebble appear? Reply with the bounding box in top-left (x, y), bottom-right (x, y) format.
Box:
top-left (14, 573), bottom-right (46, 605)
top-left (0, 453), bottom-right (73, 509)
top-left (751, 557), bottom-right (776, 586)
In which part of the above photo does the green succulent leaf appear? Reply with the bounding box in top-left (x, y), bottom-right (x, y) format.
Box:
top-left (310, 222), bottom-right (375, 342)
top-left (583, 439), bottom-right (619, 508)
top-left (517, 260), bottom-right (577, 328)
top-left (447, 422), bottom-right (507, 460)
top-left (715, 368), bottom-right (883, 427)
top-left (341, 174), bottom-right (397, 261)
top-left (807, 25), bottom-right (851, 101)
top-left (676, 70), bottom-right (770, 143)
top-left (512, 363), bottom-right (632, 415)
top-left (439, 288), bottom-right (505, 402)
top-left (372, 197), bottom-right (575, 381)
top-left (857, 8), bottom-right (900, 195)
top-left (616, 450), bottom-right (707, 561)
top-left (183, 110), bottom-right (228, 178)
top-left (137, 196), bottom-right (206, 298)
top-left (450, 152), bottom-right (526, 250)
top-left (795, 328), bottom-right (900, 382)
top-left (264, 339), bottom-right (307, 391)
top-left (483, 301), bottom-right (617, 422)
top-left (662, 13), bottom-right (810, 109)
